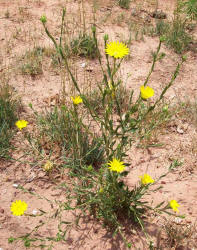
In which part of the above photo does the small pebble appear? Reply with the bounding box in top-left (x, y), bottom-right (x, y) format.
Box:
top-left (122, 113), bottom-right (126, 121)
top-left (177, 126), bottom-right (184, 134)
top-left (86, 67), bottom-right (93, 72)
top-left (131, 8), bottom-right (137, 17)
top-left (2, 190), bottom-right (6, 194)
top-left (0, 208), bottom-right (4, 214)
top-left (144, 15), bottom-right (151, 23)
top-left (12, 183), bottom-right (19, 188)
top-left (32, 209), bottom-right (38, 215)
top-left (81, 62), bottom-right (86, 68)
top-left (174, 217), bottom-right (182, 224)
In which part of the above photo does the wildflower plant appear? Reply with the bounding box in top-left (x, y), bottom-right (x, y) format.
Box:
top-left (118, 0), bottom-right (131, 9)
top-left (8, 8), bottom-right (186, 249)
top-left (0, 83), bottom-right (19, 159)
top-left (70, 32), bottom-right (97, 58)
top-left (178, 0), bottom-right (197, 20)
top-left (38, 9), bottom-right (185, 246)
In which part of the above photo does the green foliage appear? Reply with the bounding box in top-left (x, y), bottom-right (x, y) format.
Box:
top-left (136, 102), bottom-right (175, 146)
top-left (185, 0), bottom-right (197, 20)
top-left (166, 17), bottom-right (192, 54)
top-left (154, 17), bottom-right (192, 54)
top-left (172, 99), bottom-right (197, 127)
top-left (179, 0), bottom-right (197, 20)
top-left (41, 47), bottom-right (60, 67)
top-left (153, 0), bottom-right (195, 54)
top-left (35, 105), bottom-right (104, 167)
top-left (118, 0), bottom-right (131, 9)
top-left (69, 161), bottom-right (184, 246)
top-left (155, 20), bottom-right (170, 36)
top-left (19, 47), bottom-right (44, 76)
top-left (73, 164), bottom-right (151, 231)
top-left (37, 12), bottom-right (184, 245)
top-left (85, 88), bottom-right (104, 114)
top-left (8, 9), bottom-right (185, 249)
top-left (70, 33), bottom-right (97, 58)
top-left (115, 82), bottom-right (131, 112)
top-left (86, 82), bottom-right (131, 115)
top-left (0, 83), bottom-right (19, 158)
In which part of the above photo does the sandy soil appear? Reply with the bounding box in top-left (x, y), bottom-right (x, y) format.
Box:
top-left (0, 0), bottom-right (197, 249)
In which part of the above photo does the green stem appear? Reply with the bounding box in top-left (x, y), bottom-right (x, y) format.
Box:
top-left (59, 8), bottom-right (66, 48)
top-left (144, 40), bottom-right (162, 87)
top-left (143, 59), bottom-right (182, 118)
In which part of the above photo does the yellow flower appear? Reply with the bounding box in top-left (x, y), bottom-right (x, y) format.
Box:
top-left (140, 174), bottom-right (155, 185)
top-left (169, 200), bottom-right (180, 213)
top-left (108, 158), bottom-right (125, 173)
top-left (71, 96), bottom-right (83, 105)
top-left (140, 86), bottom-right (154, 99)
top-left (10, 200), bottom-right (28, 216)
top-left (15, 120), bottom-right (28, 130)
top-left (43, 160), bottom-right (53, 171)
top-left (105, 41), bottom-right (129, 59)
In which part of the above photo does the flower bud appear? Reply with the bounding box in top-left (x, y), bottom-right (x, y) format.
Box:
top-left (91, 25), bottom-right (96, 33)
top-left (162, 105), bottom-right (168, 112)
top-left (40, 15), bottom-right (47, 24)
top-left (87, 165), bottom-right (93, 171)
top-left (104, 34), bottom-right (109, 42)
top-left (182, 55), bottom-right (187, 62)
top-left (160, 35), bottom-right (166, 42)
top-left (43, 160), bottom-right (53, 171)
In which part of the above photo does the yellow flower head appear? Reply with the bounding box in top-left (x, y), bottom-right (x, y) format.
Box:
top-left (43, 160), bottom-right (53, 172)
top-left (10, 200), bottom-right (28, 216)
top-left (105, 41), bottom-right (129, 59)
top-left (140, 86), bottom-right (154, 99)
top-left (140, 174), bottom-right (155, 185)
top-left (71, 96), bottom-right (83, 105)
top-left (108, 158), bottom-right (125, 173)
top-left (15, 120), bottom-right (28, 130)
top-left (169, 200), bottom-right (180, 213)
